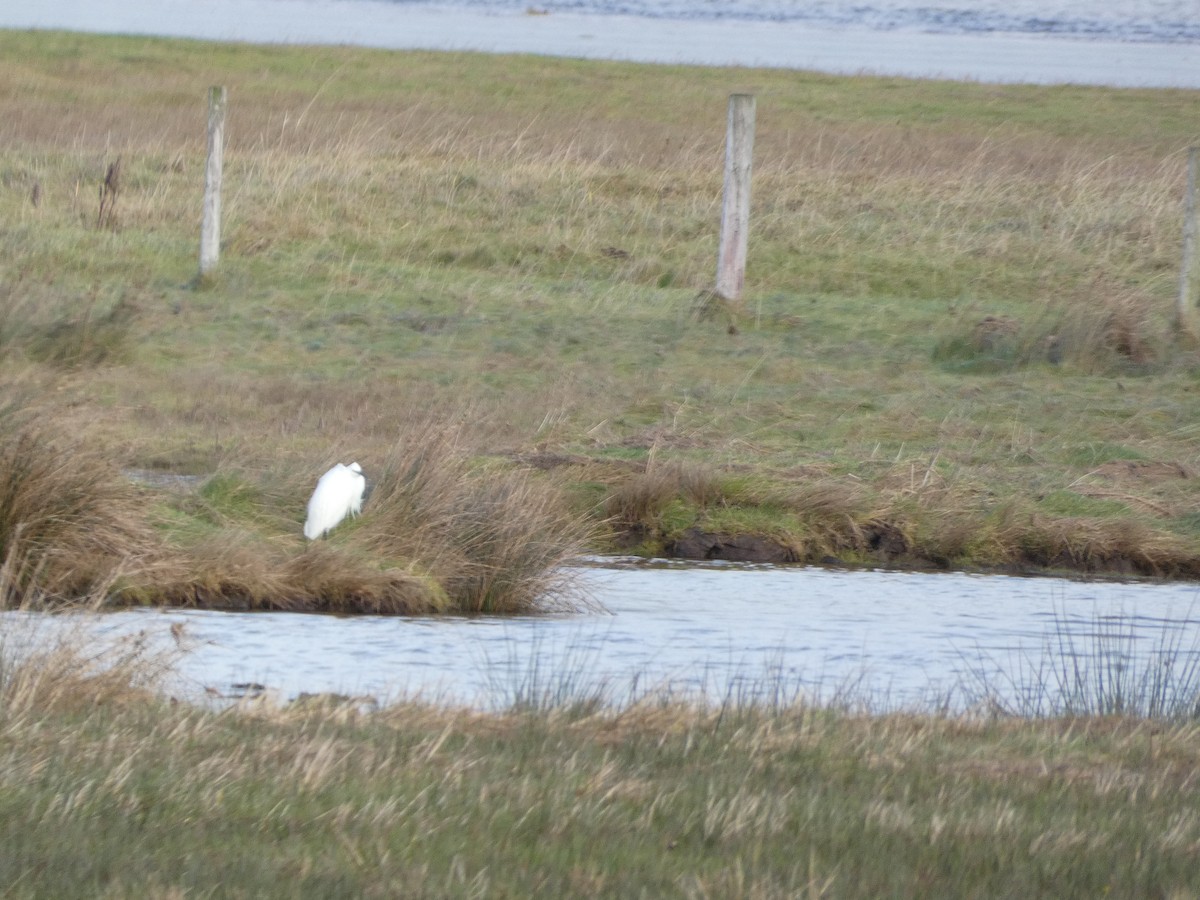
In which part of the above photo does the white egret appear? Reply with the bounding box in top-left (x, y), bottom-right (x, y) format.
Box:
top-left (303, 462), bottom-right (366, 540)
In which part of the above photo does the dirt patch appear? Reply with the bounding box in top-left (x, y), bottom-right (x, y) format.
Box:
top-left (666, 528), bottom-right (799, 564)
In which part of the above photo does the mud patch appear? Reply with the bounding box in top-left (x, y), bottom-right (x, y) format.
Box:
top-left (666, 528), bottom-right (799, 564)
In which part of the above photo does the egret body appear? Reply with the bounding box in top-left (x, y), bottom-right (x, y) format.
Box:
top-left (304, 462), bottom-right (366, 540)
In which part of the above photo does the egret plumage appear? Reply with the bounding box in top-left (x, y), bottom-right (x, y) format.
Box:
top-left (304, 462), bottom-right (366, 540)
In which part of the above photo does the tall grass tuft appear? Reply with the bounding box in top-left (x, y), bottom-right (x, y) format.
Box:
top-left (961, 609), bottom-right (1200, 720)
top-left (604, 459), bottom-right (720, 533)
top-left (933, 282), bottom-right (1165, 374)
top-left (0, 613), bottom-right (175, 719)
top-left (0, 418), bottom-right (153, 604)
top-left (364, 418), bottom-right (595, 613)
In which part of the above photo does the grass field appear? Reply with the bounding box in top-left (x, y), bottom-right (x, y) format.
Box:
top-left (3, 33), bottom-right (1200, 894)
top-left (1, 30), bottom-right (1199, 610)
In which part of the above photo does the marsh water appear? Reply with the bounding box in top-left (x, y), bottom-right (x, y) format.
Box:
top-left (10, 0), bottom-right (1200, 87)
top-left (19, 560), bottom-right (1198, 712)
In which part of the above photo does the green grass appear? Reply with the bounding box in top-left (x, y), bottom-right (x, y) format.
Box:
top-left (0, 29), bottom-right (1199, 600)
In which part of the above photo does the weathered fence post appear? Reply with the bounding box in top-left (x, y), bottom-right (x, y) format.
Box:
top-left (715, 93), bottom-right (755, 303)
top-left (199, 86), bottom-right (226, 277)
top-left (1177, 147), bottom-right (1198, 336)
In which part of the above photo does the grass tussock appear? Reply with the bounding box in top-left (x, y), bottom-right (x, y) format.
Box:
top-left (137, 432), bottom-right (593, 613)
top-left (0, 419), bottom-right (155, 604)
top-left (0, 617), bottom-right (174, 719)
top-left (933, 279), bottom-right (1166, 374)
top-left (604, 458), bottom-right (722, 533)
top-left (364, 418), bottom-right (595, 613)
top-left (143, 532), bottom-right (446, 614)
top-left (147, 530), bottom-right (294, 609)
top-left (280, 543), bottom-right (444, 614)
top-left (0, 398), bottom-right (589, 613)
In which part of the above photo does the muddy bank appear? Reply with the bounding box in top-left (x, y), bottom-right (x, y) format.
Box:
top-left (649, 524), bottom-right (1200, 580)
top-left (511, 450), bottom-right (1200, 582)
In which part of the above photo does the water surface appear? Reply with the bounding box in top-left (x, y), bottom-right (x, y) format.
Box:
top-left (414, 0), bottom-right (1200, 43)
top-left (39, 561), bottom-right (1200, 712)
top-left (8, 0), bottom-right (1199, 86)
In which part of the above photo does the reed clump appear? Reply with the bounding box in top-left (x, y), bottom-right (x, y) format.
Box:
top-left (0, 418), bottom-right (155, 604)
top-left (364, 420), bottom-right (595, 613)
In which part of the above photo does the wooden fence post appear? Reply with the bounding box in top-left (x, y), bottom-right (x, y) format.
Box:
top-left (716, 93), bottom-right (755, 303)
top-left (199, 86), bottom-right (226, 277)
top-left (1177, 147), bottom-right (1198, 335)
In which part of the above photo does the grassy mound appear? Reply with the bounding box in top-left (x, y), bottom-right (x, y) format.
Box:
top-left (0, 408), bottom-right (594, 613)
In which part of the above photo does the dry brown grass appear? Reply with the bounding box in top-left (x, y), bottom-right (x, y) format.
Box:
top-left (364, 416), bottom-right (595, 613)
top-left (0, 611), bottom-right (176, 718)
top-left (126, 514), bottom-right (451, 615)
top-left (0, 418), bottom-right (156, 604)
top-left (1051, 278), bottom-right (1162, 369)
top-left (280, 543), bottom-right (442, 614)
top-left (0, 391), bottom-right (592, 612)
top-left (604, 458), bottom-right (722, 531)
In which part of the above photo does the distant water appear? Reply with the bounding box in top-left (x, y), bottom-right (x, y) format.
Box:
top-left (410, 0), bottom-right (1200, 44)
top-left (8, 0), bottom-right (1199, 87)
